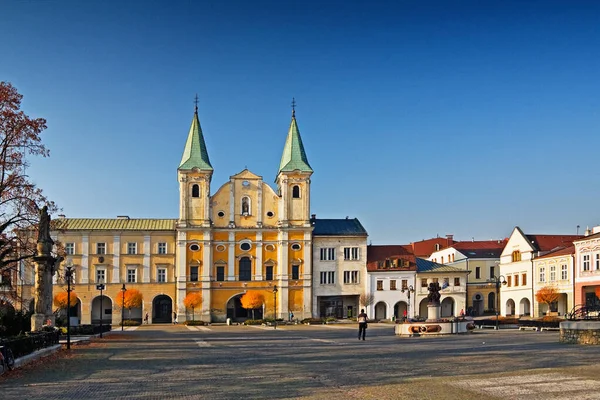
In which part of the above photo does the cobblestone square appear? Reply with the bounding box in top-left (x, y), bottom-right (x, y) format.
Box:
top-left (2, 324), bottom-right (600, 400)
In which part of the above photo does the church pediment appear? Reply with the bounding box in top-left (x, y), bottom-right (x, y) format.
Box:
top-left (230, 169), bottom-right (262, 180)
top-left (263, 258), bottom-right (278, 265)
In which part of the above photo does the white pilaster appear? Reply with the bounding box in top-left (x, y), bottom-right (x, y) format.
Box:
top-left (81, 234), bottom-right (89, 284)
top-left (255, 231), bottom-right (263, 280)
top-left (112, 235), bottom-right (120, 283)
top-left (143, 235), bottom-right (151, 283)
top-left (228, 231), bottom-right (235, 280)
top-left (303, 230), bottom-right (312, 317)
top-left (229, 180), bottom-right (235, 223)
top-left (176, 230), bottom-right (187, 316)
top-left (257, 180), bottom-right (263, 226)
top-left (202, 230), bottom-right (212, 322)
top-left (179, 174), bottom-right (188, 225)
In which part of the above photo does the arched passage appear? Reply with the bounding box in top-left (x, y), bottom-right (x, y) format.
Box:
top-left (505, 299), bottom-right (516, 316)
top-left (152, 295), bottom-right (173, 323)
top-left (91, 295), bottom-right (113, 325)
top-left (472, 293), bottom-right (484, 316)
top-left (394, 301), bottom-right (408, 319)
top-left (419, 298), bottom-right (429, 319)
top-left (488, 292), bottom-right (496, 313)
top-left (519, 298), bottom-right (531, 317)
top-left (226, 293), bottom-right (263, 321)
top-left (374, 301), bottom-right (387, 320)
top-left (441, 297), bottom-right (455, 317)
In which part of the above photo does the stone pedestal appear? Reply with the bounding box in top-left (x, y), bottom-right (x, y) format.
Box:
top-left (427, 304), bottom-right (441, 321)
top-left (31, 313), bottom-right (55, 331)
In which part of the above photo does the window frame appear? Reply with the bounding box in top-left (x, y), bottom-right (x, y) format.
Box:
top-left (127, 268), bottom-right (137, 283)
top-left (157, 242), bottom-right (167, 255)
top-left (157, 268), bottom-right (167, 283)
top-left (319, 247), bottom-right (336, 261)
top-left (376, 280), bottom-right (383, 290)
top-left (291, 265), bottom-right (300, 280)
top-left (65, 243), bottom-right (75, 255)
top-left (96, 268), bottom-right (106, 284)
top-left (190, 266), bottom-right (199, 282)
top-left (96, 242), bottom-right (106, 255)
top-left (127, 242), bottom-right (137, 255)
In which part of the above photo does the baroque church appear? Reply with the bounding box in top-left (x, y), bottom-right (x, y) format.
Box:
top-left (34, 103), bottom-right (316, 324)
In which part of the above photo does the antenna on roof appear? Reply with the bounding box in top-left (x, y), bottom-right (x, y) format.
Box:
top-left (577, 225), bottom-right (580, 235)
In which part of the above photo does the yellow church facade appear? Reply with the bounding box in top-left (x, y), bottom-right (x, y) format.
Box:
top-left (42, 105), bottom-right (314, 324)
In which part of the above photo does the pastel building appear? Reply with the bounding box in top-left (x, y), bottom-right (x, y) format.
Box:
top-left (532, 245), bottom-right (575, 317)
top-left (573, 228), bottom-right (600, 308)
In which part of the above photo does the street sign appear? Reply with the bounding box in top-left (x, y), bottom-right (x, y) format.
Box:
top-left (96, 284), bottom-right (105, 291)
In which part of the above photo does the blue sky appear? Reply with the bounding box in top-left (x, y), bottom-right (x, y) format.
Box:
top-left (3, 0), bottom-right (600, 244)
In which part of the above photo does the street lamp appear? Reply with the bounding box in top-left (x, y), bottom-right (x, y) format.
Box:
top-left (487, 275), bottom-right (506, 330)
top-left (273, 285), bottom-right (278, 330)
top-left (401, 285), bottom-right (415, 320)
top-left (96, 282), bottom-right (105, 338)
top-left (121, 284), bottom-right (127, 331)
top-left (64, 265), bottom-right (74, 350)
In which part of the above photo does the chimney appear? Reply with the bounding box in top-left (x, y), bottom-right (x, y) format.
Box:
top-left (446, 234), bottom-right (453, 247)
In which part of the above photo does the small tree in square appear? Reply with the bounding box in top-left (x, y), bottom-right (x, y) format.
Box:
top-left (535, 286), bottom-right (560, 314)
top-left (53, 291), bottom-right (78, 313)
top-left (240, 290), bottom-right (265, 320)
top-left (359, 292), bottom-right (374, 314)
top-left (119, 288), bottom-right (143, 319)
top-left (184, 292), bottom-right (202, 321)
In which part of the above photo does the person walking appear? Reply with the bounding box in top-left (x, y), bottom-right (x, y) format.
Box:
top-left (172, 312), bottom-right (178, 324)
top-left (144, 312), bottom-right (149, 324)
top-left (403, 309), bottom-right (408, 322)
top-left (357, 309), bottom-right (368, 340)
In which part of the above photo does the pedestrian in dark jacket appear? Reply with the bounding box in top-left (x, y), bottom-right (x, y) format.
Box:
top-left (357, 309), bottom-right (368, 340)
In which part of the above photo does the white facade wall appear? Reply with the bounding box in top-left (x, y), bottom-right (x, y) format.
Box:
top-left (312, 236), bottom-right (367, 318)
top-left (499, 229), bottom-right (534, 316)
top-left (414, 273), bottom-right (467, 318)
top-left (368, 271), bottom-right (416, 320)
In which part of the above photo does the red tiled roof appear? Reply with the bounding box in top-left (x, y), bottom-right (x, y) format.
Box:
top-left (410, 237), bottom-right (456, 258)
top-left (535, 245), bottom-right (575, 260)
top-left (367, 254), bottom-right (417, 272)
top-left (526, 235), bottom-right (582, 252)
top-left (453, 240), bottom-right (507, 251)
top-left (367, 245), bottom-right (413, 262)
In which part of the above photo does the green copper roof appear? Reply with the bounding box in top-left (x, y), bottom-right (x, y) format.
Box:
top-left (278, 112), bottom-right (313, 174)
top-left (178, 110), bottom-right (213, 171)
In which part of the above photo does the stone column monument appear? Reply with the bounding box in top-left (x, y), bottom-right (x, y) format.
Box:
top-left (426, 282), bottom-right (442, 322)
top-left (31, 206), bottom-right (62, 331)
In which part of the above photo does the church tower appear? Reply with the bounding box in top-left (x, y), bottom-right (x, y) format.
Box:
top-left (177, 101), bottom-right (213, 228)
top-left (276, 106), bottom-right (313, 227)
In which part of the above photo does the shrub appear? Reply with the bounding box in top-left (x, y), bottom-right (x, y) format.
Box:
top-left (325, 317), bottom-right (337, 323)
top-left (244, 319), bottom-right (264, 325)
top-left (184, 320), bottom-right (206, 326)
top-left (301, 318), bottom-right (325, 324)
top-left (120, 319), bottom-right (141, 326)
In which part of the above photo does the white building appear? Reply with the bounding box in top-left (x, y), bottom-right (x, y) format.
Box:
top-left (415, 259), bottom-right (468, 318)
top-left (311, 217), bottom-right (368, 319)
top-left (532, 245), bottom-right (575, 317)
top-left (499, 227), bottom-right (580, 317)
top-left (366, 245), bottom-right (417, 320)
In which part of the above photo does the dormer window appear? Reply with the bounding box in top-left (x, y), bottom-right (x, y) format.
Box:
top-left (241, 196), bottom-right (251, 216)
top-left (192, 184), bottom-right (200, 198)
top-left (292, 185), bottom-right (300, 198)
top-left (512, 251), bottom-right (521, 262)
top-left (434, 243), bottom-right (440, 251)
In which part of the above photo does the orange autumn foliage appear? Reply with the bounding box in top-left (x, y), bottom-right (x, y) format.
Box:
top-left (118, 288), bottom-right (143, 310)
top-left (184, 292), bottom-right (202, 310)
top-left (595, 286), bottom-right (600, 299)
top-left (241, 291), bottom-right (264, 311)
top-left (535, 286), bottom-right (560, 307)
top-left (53, 291), bottom-right (78, 309)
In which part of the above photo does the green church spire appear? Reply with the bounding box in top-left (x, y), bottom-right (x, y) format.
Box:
top-left (178, 99), bottom-right (213, 171)
top-left (278, 105), bottom-right (313, 174)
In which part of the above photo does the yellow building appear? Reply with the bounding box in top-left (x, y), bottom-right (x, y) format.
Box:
top-left (20, 105), bottom-right (314, 325)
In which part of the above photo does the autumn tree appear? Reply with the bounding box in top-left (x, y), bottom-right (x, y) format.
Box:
top-left (535, 286), bottom-right (560, 314)
top-left (359, 292), bottom-right (374, 312)
top-left (240, 290), bottom-right (265, 320)
top-left (183, 292), bottom-right (202, 321)
top-left (118, 288), bottom-right (143, 318)
top-left (0, 82), bottom-right (58, 274)
top-left (53, 291), bottom-right (78, 314)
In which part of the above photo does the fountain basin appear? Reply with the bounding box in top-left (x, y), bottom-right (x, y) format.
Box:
top-left (395, 319), bottom-right (475, 336)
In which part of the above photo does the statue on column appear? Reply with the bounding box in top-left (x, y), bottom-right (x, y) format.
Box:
top-left (31, 205), bottom-right (61, 331)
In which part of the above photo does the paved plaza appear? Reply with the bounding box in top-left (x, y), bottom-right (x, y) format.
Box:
top-left (2, 324), bottom-right (600, 399)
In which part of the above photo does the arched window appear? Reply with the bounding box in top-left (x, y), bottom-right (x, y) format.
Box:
top-left (191, 184), bottom-right (200, 198)
top-left (239, 257), bottom-right (251, 281)
top-left (511, 251), bottom-right (521, 262)
top-left (241, 196), bottom-right (251, 215)
top-left (488, 292), bottom-right (496, 311)
top-left (292, 185), bottom-right (300, 198)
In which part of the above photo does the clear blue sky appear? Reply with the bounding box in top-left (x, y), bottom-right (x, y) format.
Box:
top-left (3, 0), bottom-right (600, 244)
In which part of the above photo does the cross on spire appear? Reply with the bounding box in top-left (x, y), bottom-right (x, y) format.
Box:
top-left (291, 97), bottom-right (296, 117)
top-left (194, 94), bottom-right (199, 113)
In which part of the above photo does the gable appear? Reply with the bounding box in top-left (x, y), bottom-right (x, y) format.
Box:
top-left (501, 227), bottom-right (535, 257)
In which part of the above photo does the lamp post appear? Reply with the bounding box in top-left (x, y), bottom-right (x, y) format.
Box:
top-left (401, 285), bottom-right (415, 320)
top-left (96, 283), bottom-right (105, 338)
top-left (65, 265), bottom-right (74, 350)
top-left (273, 285), bottom-right (278, 330)
top-left (121, 284), bottom-right (127, 331)
top-left (487, 275), bottom-right (506, 330)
